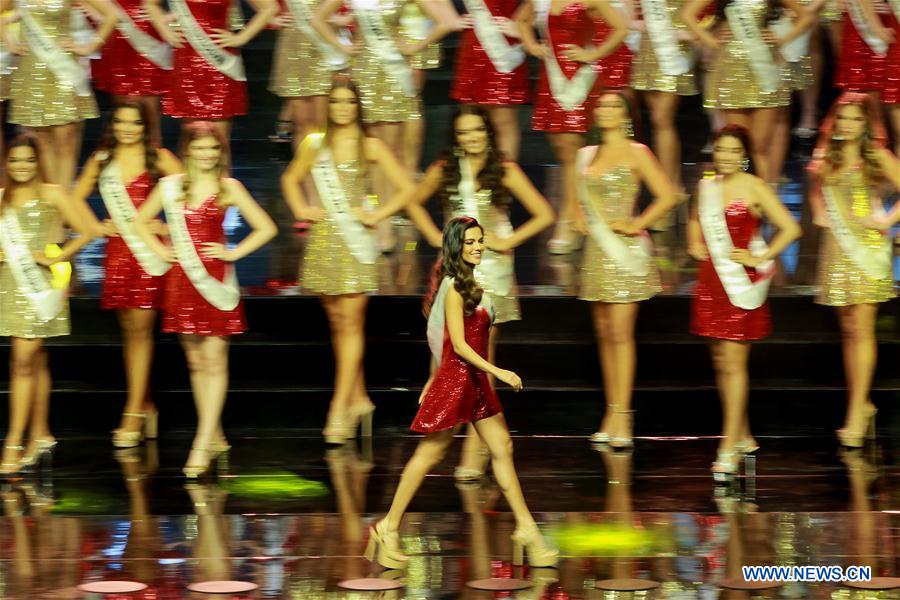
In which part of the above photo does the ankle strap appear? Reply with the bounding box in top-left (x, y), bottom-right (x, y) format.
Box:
top-left (4, 445), bottom-right (24, 451)
top-left (122, 412), bottom-right (147, 418)
top-left (616, 409), bottom-right (635, 414)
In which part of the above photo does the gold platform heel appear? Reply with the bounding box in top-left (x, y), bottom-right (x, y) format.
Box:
top-left (837, 405), bottom-right (878, 448)
top-left (363, 520), bottom-right (409, 570)
top-left (511, 525), bottom-right (559, 567)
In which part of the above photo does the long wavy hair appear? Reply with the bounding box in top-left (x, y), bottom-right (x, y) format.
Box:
top-left (812, 92), bottom-right (886, 184)
top-left (324, 76), bottom-right (369, 178)
top-left (423, 216), bottom-right (485, 318)
top-left (180, 122), bottom-right (228, 205)
top-left (2, 135), bottom-right (43, 211)
top-left (590, 89), bottom-right (640, 145)
top-left (712, 124), bottom-right (756, 175)
top-left (95, 101), bottom-right (161, 182)
top-left (438, 106), bottom-right (510, 211)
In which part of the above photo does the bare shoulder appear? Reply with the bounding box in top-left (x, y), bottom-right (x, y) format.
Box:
top-left (220, 177), bottom-right (248, 201)
top-left (364, 136), bottom-right (390, 159)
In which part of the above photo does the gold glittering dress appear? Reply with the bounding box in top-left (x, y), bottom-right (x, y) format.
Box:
top-left (269, 0), bottom-right (336, 98)
top-left (815, 169), bottom-right (896, 306)
top-left (350, 0), bottom-right (421, 123)
top-left (579, 165), bottom-right (662, 302)
top-left (630, 0), bottom-right (699, 95)
top-left (8, 0), bottom-right (98, 126)
top-left (704, 0), bottom-right (790, 109)
top-left (302, 159), bottom-right (379, 295)
top-left (0, 198), bottom-right (70, 338)
top-left (400, 1), bottom-right (441, 70)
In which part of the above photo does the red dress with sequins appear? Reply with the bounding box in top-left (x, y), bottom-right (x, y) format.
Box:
top-left (884, 10), bottom-right (900, 104)
top-left (92, 0), bottom-right (169, 96)
top-left (834, 7), bottom-right (891, 98)
top-left (451, 0), bottom-right (529, 105)
top-left (690, 199), bottom-right (771, 341)
top-left (595, 17), bottom-right (631, 88)
top-left (411, 305), bottom-right (503, 433)
top-left (161, 195), bottom-right (246, 336)
top-left (162, 0), bottom-right (248, 119)
top-left (101, 172), bottom-right (165, 310)
top-left (532, 3), bottom-right (606, 133)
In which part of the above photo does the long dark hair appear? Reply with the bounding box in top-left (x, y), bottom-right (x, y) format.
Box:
top-left (715, 0), bottom-right (780, 25)
top-left (438, 106), bottom-right (510, 211)
top-left (2, 135), bottom-right (43, 211)
top-left (95, 101), bottom-right (161, 182)
top-left (324, 75), bottom-right (369, 177)
top-left (180, 121), bottom-right (228, 205)
top-left (590, 89), bottom-right (640, 144)
top-left (712, 124), bottom-right (756, 175)
top-left (423, 216), bottom-right (484, 318)
top-left (814, 92), bottom-right (886, 184)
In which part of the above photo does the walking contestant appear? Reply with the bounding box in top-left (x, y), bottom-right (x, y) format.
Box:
top-left (1, 0), bottom-right (116, 190)
top-left (681, 0), bottom-right (814, 184)
top-left (516, 0), bottom-right (629, 254)
top-left (365, 216), bottom-right (558, 570)
top-left (809, 93), bottom-right (900, 448)
top-left (72, 102), bottom-right (182, 448)
top-left (405, 105), bottom-right (554, 478)
top-left (572, 91), bottom-right (677, 448)
top-left (0, 136), bottom-right (95, 476)
top-left (687, 125), bottom-right (801, 479)
top-left (134, 123), bottom-right (277, 477)
top-left (281, 78), bottom-right (416, 445)
top-left (93, 0), bottom-right (173, 146)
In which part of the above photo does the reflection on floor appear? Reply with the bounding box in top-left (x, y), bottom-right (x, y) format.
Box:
top-left (1, 434), bottom-right (897, 598)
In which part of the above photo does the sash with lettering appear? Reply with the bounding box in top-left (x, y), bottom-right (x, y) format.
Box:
top-left (16, 0), bottom-right (91, 96)
top-left (461, 0), bottom-right (525, 73)
top-left (160, 176), bottom-right (241, 311)
top-left (724, 0), bottom-right (780, 93)
top-left (113, 0), bottom-right (173, 69)
top-left (98, 161), bottom-right (171, 277)
top-left (698, 177), bottom-right (775, 310)
top-left (640, 0), bottom-right (690, 75)
top-left (0, 198), bottom-right (65, 323)
top-left (822, 183), bottom-right (892, 280)
top-left (846, 0), bottom-right (889, 56)
top-left (534, 0), bottom-right (598, 111)
top-left (352, 0), bottom-right (416, 97)
top-left (769, 14), bottom-right (809, 63)
top-left (309, 134), bottom-right (379, 266)
top-left (284, 0), bottom-right (349, 70)
top-left (426, 276), bottom-right (494, 363)
top-left (452, 157), bottom-right (515, 296)
top-left (576, 147), bottom-right (652, 276)
top-left (169, 0), bottom-right (247, 80)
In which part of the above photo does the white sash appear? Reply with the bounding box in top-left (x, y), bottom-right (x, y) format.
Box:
top-left (113, 1), bottom-right (173, 69)
top-left (770, 15), bottom-right (809, 62)
top-left (283, 0), bottom-right (350, 70)
top-left (846, 0), bottom-right (889, 56)
top-left (640, 0), bottom-right (690, 75)
top-left (890, 0), bottom-right (900, 22)
top-left (16, 1), bottom-right (91, 96)
top-left (0, 200), bottom-right (65, 323)
top-left (352, 0), bottom-right (417, 97)
top-left (698, 177), bottom-right (774, 310)
top-left (822, 184), bottom-right (892, 280)
top-left (309, 136), bottom-right (378, 265)
top-left (169, 0), bottom-right (247, 81)
top-left (610, 0), bottom-right (642, 52)
top-left (98, 162), bottom-right (171, 277)
top-left (461, 0), bottom-right (526, 73)
top-left (576, 147), bottom-right (651, 276)
top-left (160, 176), bottom-right (241, 311)
top-left (725, 1), bottom-right (781, 93)
top-left (426, 276), bottom-right (494, 363)
top-left (534, 0), bottom-right (598, 111)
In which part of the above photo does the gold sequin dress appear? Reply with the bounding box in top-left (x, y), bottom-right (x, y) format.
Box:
top-left (302, 159), bottom-right (379, 295)
top-left (351, 0), bottom-right (421, 123)
top-left (0, 198), bottom-right (70, 338)
top-left (8, 0), bottom-right (98, 126)
top-left (401, 1), bottom-right (441, 70)
top-left (579, 165), bottom-right (662, 302)
top-left (815, 169), bottom-right (896, 306)
top-left (269, 0), bottom-right (336, 98)
top-left (704, 0), bottom-right (790, 109)
top-left (445, 190), bottom-right (521, 324)
top-left (630, 0), bottom-right (699, 95)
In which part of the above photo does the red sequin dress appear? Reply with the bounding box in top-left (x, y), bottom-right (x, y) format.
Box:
top-left (595, 16), bottom-right (631, 89)
top-left (161, 195), bottom-right (246, 336)
top-left (92, 0), bottom-right (169, 97)
top-left (835, 5), bottom-right (891, 98)
top-left (884, 10), bottom-right (900, 104)
top-left (532, 3), bottom-right (606, 133)
top-left (162, 0), bottom-right (248, 119)
top-left (690, 199), bottom-right (771, 341)
top-left (411, 305), bottom-right (503, 433)
top-left (101, 171), bottom-right (165, 310)
top-left (450, 0), bottom-right (529, 105)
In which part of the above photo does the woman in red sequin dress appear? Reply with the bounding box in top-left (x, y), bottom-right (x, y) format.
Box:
top-left (451, 0), bottom-right (530, 159)
top-left (687, 125), bottom-right (801, 480)
top-left (362, 216), bottom-right (557, 571)
top-left (93, 0), bottom-right (172, 145)
top-left (516, 0), bottom-right (628, 253)
top-left (135, 122), bottom-right (277, 478)
top-left (73, 102), bottom-right (182, 449)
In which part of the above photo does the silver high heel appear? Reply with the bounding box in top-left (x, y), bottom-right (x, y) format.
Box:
top-left (712, 451), bottom-right (739, 483)
top-left (112, 408), bottom-right (159, 448)
top-left (20, 438), bottom-right (57, 469)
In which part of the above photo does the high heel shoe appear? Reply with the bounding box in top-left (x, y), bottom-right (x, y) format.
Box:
top-left (363, 520), bottom-right (409, 569)
top-left (735, 438), bottom-right (760, 454)
top-left (183, 447), bottom-right (221, 479)
top-left (349, 401), bottom-right (376, 439)
top-left (112, 408), bottom-right (158, 448)
top-left (608, 409), bottom-right (635, 449)
top-left (1, 445), bottom-right (25, 477)
top-left (837, 405), bottom-right (878, 448)
top-left (20, 438), bottom-right (57, 469)
top-left (712, 451), bottom-right (739, 483)
top-left (511, 525), bottom-right (559, 567)
top-left (589, 431), bottom-right (609, 444)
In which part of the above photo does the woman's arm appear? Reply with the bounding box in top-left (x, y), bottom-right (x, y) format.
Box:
top-left (490, 163), bottom-right (554, 250)
top-left (312, 0), bottom-right (355, 54)
top-left (280, 135), bottom-right (325, 222)
top-left (578, 0), bottom-right (628, 61)
top-left (66, 0), bottom-right (118, 56)
top-left (405, 0), bottom-right (462, 54)
top-left (144, 0), bottom-right (184, 46)
top-left (43, 184), bottom-right (97, 263)
top-left (134, 186), bottom-right (176, 261)
top-left (405, 162), bottom-right (444, 248)
top-left (616, 144), bottom-right (678, 233)
top-left (868, 148), bottom-right (900, 228)
top-left (514, 1), bottom-right (548, 57)
top-left (363, 137), bottom-right (416, 223)
top-left (70, 155), bottom-right (108, 237)
top-left (681, 0), bottom-right (719, 49)
top-left (769, 0), bottom-right (814, 47)
top-left (730, 176), bottom-right (802, 266)
top-left (686, 193), bottom-right (708, 260)
top-left (157, 148), bottom-right (184, 176)
top-left (203, 178), bottom-right (277, 261)
top-left (211, 0), bottom-right (279, 48)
